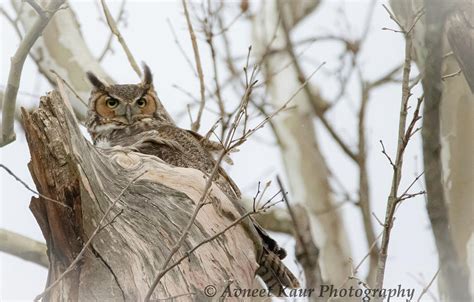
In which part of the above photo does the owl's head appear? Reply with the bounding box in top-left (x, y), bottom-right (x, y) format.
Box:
top-left (86, 64), bottom-right (158, 125)
top-left (85, 64), bottom-right (171, 142)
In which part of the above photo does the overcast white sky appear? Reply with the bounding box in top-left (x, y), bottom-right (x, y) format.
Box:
top-left (1, 0), bottom-right (438, 301)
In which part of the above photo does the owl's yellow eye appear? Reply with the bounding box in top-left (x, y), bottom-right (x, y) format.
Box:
top-left (106, 98), bottom-right (119, 108)
top-left (136, 98), bottom-right (147, 108)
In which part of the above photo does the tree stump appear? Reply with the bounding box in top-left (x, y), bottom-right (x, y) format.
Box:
top-left (22, 90), bottom-right (260, 301)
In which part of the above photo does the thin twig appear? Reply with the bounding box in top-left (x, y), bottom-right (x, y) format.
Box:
top-left (235, 62), bottom-right (326, 147)
top-left (146, 209), bottom-right (266, 294)
top-left (374, 8), bottom-right (421, 293)
top-left (98, 0), bottom-right (127, 62)
top-left (354, 231), bottom-right (383, 274)
top-left (277, 176), bottom-right (308, 258)
top-left (367, 63), bottom-right (403, 89)
top-left (202, 8), bottom-right (227, 139)
top-left (181, 0), bottom-right (206, 132)
top-left (278, 5), bottom-right (358, 161)
top-left (213, 11), bottom-right (244, 36)
top-left (99, 0), bottom-right (141, 77)
top-left (144, 149), bottom-right (231, 302)
top-left (167, 18), bottom-right (197, 77)
top-left (357, 73), bottom-right (379, 282)
top-left (50, 70), bottom-right (88, 107)
top-left (0, 164), bottom-right (71, 209)
top-left (398, 191), bottom-right (426, 202)
top-left (379, 140), bottom-right (396, 169)
top-left (417, 268), bottom-right (440, 302)
top-left (0, 7), bottom-right (24, 39)
top-left (382, 4), bottom-right (404, 31)
top-left (398, 171), bottom-right (425, 200)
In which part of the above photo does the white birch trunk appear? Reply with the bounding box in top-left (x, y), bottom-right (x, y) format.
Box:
top-left (391, 0), bottom-right (474, 297)
top-left (252, 0), bottom-right (352, 285)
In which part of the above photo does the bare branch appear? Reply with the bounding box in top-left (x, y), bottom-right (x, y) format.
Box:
top-left (99, 0), bottom-right (141, 77)
top-left (277, 176), bottom-right (324, 292)
top-left (0, 164), bottom-right (71, 210)
top-left (357, 76), bottom-right (379, 284)
top-left (181, 0), bottom-right (206, 132)
top-left (398, 171), bottom-right (425, 201)
top-left (98, 0), bottom-right (127, 62)
top-left (146, 209), bottom-right (266, 295)
top-left (167, 19), bottom-right (197, 77)
top-left (354, 231), bottom-right (384, 275)
top-left (417, 268), bottom-right (440, 302)
top-left (367, 63), bottom-right (403, 89)
top-left (1, 0), bottom-right (66, 147)
top-left (202, 7), bottom-right (227, 139)
top-left (253, 208), bottom-right (293, 235)
top-left (374, 8), bottom-right (422, 292)
top-left (379, 140), bottom-right (396, 169)
top-left (382, 4), bottom-right (405, 32)
top-left (24, 0), bottom-right (47, 19)
top-left (144, 151), bottom-right (228, 302)
top-left (0, 228), bottom-right (48, 268)
top-left (0, 7), bottom-right (24, 39)
top-left (235, 62), bottom-right (326, 147)
top-left (50, 70), bottom-right (88, 107)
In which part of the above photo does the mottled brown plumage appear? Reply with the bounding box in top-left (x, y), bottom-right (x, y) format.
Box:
top-left (85, 64), bottom-right (299, 294)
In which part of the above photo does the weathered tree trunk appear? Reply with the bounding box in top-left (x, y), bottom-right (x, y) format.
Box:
top-left (22, 91), bottom-right (261, 301)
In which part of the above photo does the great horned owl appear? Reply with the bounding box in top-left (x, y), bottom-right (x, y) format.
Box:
top-left (85, 64), bottom-right (299, 295)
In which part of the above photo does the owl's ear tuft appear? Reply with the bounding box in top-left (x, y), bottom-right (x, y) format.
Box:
top-left (142, 63), bottom-right (153, 88)
top-left (86, 72), bottom-right (106, 90)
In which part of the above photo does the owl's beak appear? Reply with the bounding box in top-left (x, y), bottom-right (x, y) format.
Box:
top-left (126, 104), bottom-right (133, 124)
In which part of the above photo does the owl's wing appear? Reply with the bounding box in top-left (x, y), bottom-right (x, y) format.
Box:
top-left (184, 130), bottom-right (242, 199)
top-left (131, 136), bottom-right (185, 153)
top-left (186, 132), bottom-right (288, 265)
top-left (185, 130), bottom-right (234, 165)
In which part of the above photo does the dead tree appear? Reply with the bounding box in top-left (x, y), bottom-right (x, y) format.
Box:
top-left (22, 90), bottom-right (262, 301)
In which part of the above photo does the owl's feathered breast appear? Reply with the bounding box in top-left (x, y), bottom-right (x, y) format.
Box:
top-left (100, 119), bottom-right (215, 172)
